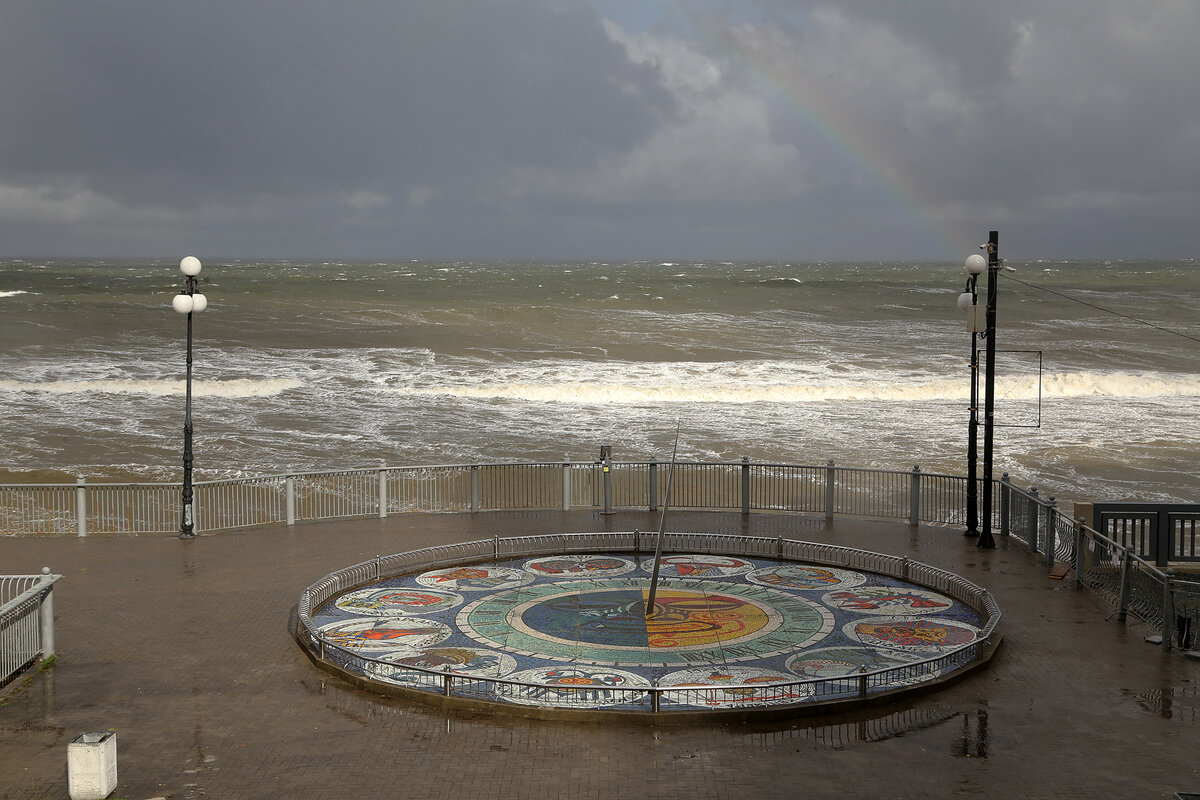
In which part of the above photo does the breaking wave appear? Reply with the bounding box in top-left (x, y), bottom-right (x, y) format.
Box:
top-left (0, 378), bottom-right (302, 397)
top-left (404, 369), bottom-right (1200, 405)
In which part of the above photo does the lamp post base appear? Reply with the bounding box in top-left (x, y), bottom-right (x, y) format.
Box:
top-left (180, 501), bottom-right (195, 538)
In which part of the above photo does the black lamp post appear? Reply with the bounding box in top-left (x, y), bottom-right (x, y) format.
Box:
top-left (957, 256), bottom-right (984, 537)
top-left (172, 256), bottom-right (208, 538)
top-left (957, 232), bottom-right (999, 549)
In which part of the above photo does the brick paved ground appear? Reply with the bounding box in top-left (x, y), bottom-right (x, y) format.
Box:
top-left (2, 510), bottom-right (1197, 800)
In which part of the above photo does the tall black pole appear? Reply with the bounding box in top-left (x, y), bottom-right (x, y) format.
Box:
top-left (964, 272), bottom-right (980, 537)
top-left (180, 273), bottom-right (197, 539)
top-left (645, 422), bottom-right (681, 618)
top-left (979, 230), bottom-right (999, 549)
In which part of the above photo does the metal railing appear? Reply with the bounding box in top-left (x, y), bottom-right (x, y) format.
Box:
top-left (3, 459), bottom-right (1193, 652)
top-left (0, 483), bottom-right (78, 536)
top-left (1084, 503), bottom-right (1200, 565)
top-left (1, 569), bottom-right (62, 688)
top-left (1067, 519), bottom-right (1187, 650)
top-left (294, 532), bottom-right (1002, 716)
top-left (1, 460), bottom-right (981, 536)
top-left (994, 477), bottom-right (1197, 653)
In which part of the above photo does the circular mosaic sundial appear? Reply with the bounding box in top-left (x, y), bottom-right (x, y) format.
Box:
top-left (307, 549), bottom-right (989, 712)
top-left (459, 576), bottom-right (832, 666)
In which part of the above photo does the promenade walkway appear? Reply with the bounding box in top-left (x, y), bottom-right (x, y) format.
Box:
top-left (2, 510), bottom-right (1197, 800)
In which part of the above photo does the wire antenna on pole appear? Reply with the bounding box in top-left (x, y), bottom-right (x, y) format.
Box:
top-left (644, 420), bottom-right (681, 618)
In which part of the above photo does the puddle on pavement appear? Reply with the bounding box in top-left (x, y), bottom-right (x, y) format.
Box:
top-left (1121, 686), bottom-right (1200, 722)
top-left (300, 670), bottom-right (1000, 756)
top-left (0, 665), bottom-right (61, 737)
top-left (737, 701), bottom-right (989, 757)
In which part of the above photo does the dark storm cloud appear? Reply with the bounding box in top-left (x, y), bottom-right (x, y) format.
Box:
top-left (717, 0), bottom-right (1200, 258)
top-left (1, 0), bottom-right (1198, 259)
top-left (0, 0), bottom-right (665, 205)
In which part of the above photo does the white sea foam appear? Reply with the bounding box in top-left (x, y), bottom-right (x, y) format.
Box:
top-left (407, 380), bottom-right (957, 403)
top-left (0, 290), bottom-right (28, 298)
top-left (2, 258), bottom-right (1198, 503)
top-left (0, 378), bottom-right (302, 397)
top-left (1042, 371), bottom-right (1200, 398)
top-left (401, 366), bottom-right (1200, 405)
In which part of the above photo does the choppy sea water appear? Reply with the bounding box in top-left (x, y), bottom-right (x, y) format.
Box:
top-left (2, 259), bottom-right (1198, 504)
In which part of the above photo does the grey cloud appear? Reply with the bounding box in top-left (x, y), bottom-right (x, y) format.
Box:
top-left (1, 0), bottom-right (1198, 259)
top-left (1, 1), bottom-right (666, 204)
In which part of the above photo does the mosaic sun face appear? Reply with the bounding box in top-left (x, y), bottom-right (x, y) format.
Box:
top-left (517, 588), bottom-right (773, 648)
top-left (459, 577), bottom-right (834, 666)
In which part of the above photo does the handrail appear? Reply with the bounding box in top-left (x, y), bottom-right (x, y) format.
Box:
top-left (0, 570), bottom-right (62, 687)
top-left (1, 575), bottom-right (50, 607)
top-left (1, 460), bottom-right (992, 536)
top-left (1, 461), bottom-right (980, 490)
top-left (3, 459), bottom-right (1190, 649)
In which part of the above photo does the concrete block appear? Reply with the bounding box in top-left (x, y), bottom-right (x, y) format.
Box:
top-left (67, 731), bottom-right (117, 800)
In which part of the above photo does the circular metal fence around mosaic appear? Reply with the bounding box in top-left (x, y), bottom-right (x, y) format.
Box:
top-left (820, 585), bottom-right (954, 615)
top-left (523, 554), bottom-right (637, 577)
top-left (497, 667), bottom-right (651, 708)
top-left (415, 565), bottom-right (534, 592)
top-left (334, 587), bottom-right (464, 616)
top-left (843, 616), bottom-right (982, 653)
top-left (457, 577), bottom-right (834, 666)
top-left (785, 646), bottom-right (943, 694)
top-left (659, 666), bottom-right (812, 708)
top-left (317, 616), bottom-right (452, 650)
top-left (639, 554), bottom-right (754, 578)
top-left (303, 543), bottom-right (998, 716)
top-left (746, 564), bottom-right (867, 591)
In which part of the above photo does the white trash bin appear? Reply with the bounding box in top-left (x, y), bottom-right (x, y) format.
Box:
top-left (67, 731), bottom-right (117, 800)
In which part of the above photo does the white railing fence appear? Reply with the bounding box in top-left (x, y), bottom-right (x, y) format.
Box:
top-left (2, 460), bottom-right (983, 536)
top-left (1, 569), bottom-right (61, 688)
top-left (2, 459), bottom-right (1194, 651)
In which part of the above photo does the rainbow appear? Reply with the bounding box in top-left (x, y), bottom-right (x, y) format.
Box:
top-left (666, 6), bottom-right (976, 258)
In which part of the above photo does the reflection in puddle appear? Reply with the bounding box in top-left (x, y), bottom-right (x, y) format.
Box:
top-left (299, 677), bottom-right (465, 730)
top-left (742, 703), bottom-right (988, 757)
top-left (954, 708), bottom-right (989, 758)
top-left (0, 665), bottom-right (61, 735)
top-left (301, 675), bottom-right (994, 761)
top-left (1122, 687), bottom-right (1200, 722)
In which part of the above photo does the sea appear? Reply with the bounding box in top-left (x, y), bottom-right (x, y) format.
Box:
top-left (2, 258), bottom-right (1198, 505)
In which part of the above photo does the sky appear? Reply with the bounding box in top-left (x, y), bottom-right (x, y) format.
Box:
top-left (1, 0), bottom-right (1198, 262)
